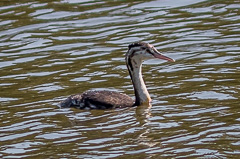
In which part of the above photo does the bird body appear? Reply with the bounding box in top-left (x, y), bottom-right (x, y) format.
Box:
top-left (60, 42), bottom-right (174, 109)
top-left (60, 90), bottom-right (134, 109)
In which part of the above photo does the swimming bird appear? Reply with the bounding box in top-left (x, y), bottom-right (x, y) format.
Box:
top-left (60, 42), bottom-right (175, 109)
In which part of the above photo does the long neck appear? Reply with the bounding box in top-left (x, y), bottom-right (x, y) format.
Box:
top-left (127, 61), bottom-right (151, 106)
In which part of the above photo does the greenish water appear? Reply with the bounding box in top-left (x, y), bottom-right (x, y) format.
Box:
top-left (0, 0), bottom-right (239, 158)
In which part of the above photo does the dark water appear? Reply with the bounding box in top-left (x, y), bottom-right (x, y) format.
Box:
top-left (0, 0), bottom-right (240, 158)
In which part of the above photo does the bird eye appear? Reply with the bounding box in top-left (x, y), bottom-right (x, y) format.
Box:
top-left (146, 48), bottom-right (154, 55)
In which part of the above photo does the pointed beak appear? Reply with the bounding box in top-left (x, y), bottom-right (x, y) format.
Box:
top-left (153, 49), bottom-right (175, 62)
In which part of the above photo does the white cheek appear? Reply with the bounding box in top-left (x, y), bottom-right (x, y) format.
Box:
top-left (135, 54), bottom-right (145, 61)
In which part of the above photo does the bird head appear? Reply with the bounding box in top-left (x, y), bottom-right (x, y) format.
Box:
top-left (126, 42), bottom-right (175, 70)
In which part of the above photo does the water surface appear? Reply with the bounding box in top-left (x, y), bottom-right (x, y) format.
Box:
top-left (0, 0), bottom-right (240, 158)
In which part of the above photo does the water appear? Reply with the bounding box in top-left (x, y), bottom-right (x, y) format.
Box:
top-left (0, 0), bottom-right (239, 158)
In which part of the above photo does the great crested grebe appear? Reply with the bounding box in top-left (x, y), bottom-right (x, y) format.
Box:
top-left (60, 42), bottom-right (175, 109)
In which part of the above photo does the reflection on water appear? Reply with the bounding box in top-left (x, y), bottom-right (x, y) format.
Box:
top-left (0, 0), bottom-right (240, 158)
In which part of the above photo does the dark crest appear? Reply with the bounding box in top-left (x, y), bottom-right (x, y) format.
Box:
top-left (128, 41), bottom-right (148, 50)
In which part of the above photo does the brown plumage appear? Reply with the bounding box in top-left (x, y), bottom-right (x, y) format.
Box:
top-left (60, 91), bottom-right (134, 109)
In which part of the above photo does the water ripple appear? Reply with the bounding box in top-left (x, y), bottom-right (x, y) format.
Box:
top-left (0, 0), bottom-right (239, 158)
